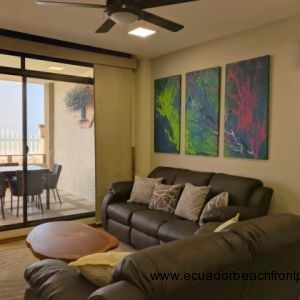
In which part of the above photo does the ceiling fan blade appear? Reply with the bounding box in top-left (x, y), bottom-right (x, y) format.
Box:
top-left (96, 19), bottom-right (116, 33)
top-left (36, 0), bottom-right (106, 9)
top-left (136, 0), bottom-right (198, 9)
top-left (142, 11), bottom-right (184, 32)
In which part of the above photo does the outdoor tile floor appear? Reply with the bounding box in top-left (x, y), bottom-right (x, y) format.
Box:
top-left (0, 190), bottom-right (95, 226)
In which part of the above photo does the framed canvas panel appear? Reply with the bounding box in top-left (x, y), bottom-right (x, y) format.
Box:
top-left (224, 55), bottom-right (270, 159)
top-left (185, 67), bottom-right (221, 156)
top-left (154, 75), bottom-right (181, 153)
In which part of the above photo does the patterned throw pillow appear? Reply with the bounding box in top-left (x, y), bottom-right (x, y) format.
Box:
top-left (199, 192), bottom-right (229, 225)
top-left (174, 184), bottom-right (210, 221)
top-left (149, 183), bottom-right (182, 214)
top-left (127, 175), bottom-right (163, 205)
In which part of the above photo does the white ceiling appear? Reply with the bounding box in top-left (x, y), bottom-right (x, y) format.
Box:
top-left (0, 0), bottom-right (299, 58)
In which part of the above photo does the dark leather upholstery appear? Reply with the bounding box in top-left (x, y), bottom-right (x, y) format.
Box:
top-left (107, 219), bottom-right (131, 244)
top-left (102, 167), bottom-right (273, 248)
top-left (147, 166), bottom-right (178, 184)
top-left (194, 222), bottom-right (222, 236)
top-left (131, 210), bottom-right (178, 237)
top-left (247, 186), bottom-right (273, 216)
top-left (107, 203), bottom-right (148, 226)
top-left (88, 281), bottom-right (148, 300)
top-left (158, 219), bottom-right (199, 242)
top-left (131, 228), bottom-right (161, 250)
top-left (25, 214), bottom-right (300, 300)
top-left (202, 205), bottom-right (258, 222)
top-left (24, 259), bottom-right (97, 300)
top-left (112, 214), bottom-right (300, 300)
top-left (101, 181), bottom-right (133, 229)
top-left (174, 169), bottom-right (214, 186)
top-left (208, 173), bottom-right (263, 206)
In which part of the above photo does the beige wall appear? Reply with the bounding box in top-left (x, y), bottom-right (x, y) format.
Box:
top-left (134, 59), bottom-right (152, 176)
top-left (94, 65), bottom-right (134, 222)
top-left (53, 82), bottom-right (95, 202)
top-left (135, 15), bottom-right (300, 214)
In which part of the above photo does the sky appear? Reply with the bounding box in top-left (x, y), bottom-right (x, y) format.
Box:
top-left (0, 80), bottom-right (45, 137)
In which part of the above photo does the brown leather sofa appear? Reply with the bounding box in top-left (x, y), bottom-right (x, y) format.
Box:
top-left (102, 166), bottom-right (273, 249)
top-left (24, 214), bottom-right (300, 300)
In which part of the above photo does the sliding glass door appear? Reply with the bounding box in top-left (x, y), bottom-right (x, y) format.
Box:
top-left (0, 50), bottom-right (95, 230)
top-left (0, 74), bottom-right (24, 226)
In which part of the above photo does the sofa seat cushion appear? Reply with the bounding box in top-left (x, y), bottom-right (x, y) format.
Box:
top-left (158, 220), bottom-right (199, 242)
top-left (107, 203), bottom-right (148, 226)
top-left (131, 210), bottom-right (179, 237)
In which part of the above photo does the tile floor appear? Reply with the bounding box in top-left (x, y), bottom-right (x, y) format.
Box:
top-left (0, 189), bottom-right (95, 226)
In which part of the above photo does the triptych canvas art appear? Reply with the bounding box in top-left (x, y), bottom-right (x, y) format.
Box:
top-left (154, 55), bottom-right (270, 160)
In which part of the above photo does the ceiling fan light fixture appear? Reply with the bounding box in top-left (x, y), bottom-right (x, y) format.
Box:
top-left (110, 11), bottom-right (139, 25)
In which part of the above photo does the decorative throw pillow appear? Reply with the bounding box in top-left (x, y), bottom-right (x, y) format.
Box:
top-left (199, 192), bottom-right (229, 225)
top-left (127, 175), bottom-right (163, 205)
top-left (214, 213), bottom-right (240, 232)
top-left (69, 252), bottom-right (132, 287)
top-left (149, 183), bottom-right (182, 214)
top-left (174, 184), bottom-right (210, 221)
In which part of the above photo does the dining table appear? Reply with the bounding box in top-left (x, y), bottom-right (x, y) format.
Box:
top-left (0, 164), bottom-right (51, 210)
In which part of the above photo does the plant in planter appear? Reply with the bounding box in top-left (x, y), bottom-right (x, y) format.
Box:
top-left (65, 86), bottom-right (93, 122)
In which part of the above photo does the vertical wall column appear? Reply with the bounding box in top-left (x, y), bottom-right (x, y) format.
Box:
top-left (94, 64), bottom-right (134, 223)
top-left (134, 58), bottom-right (152, 176)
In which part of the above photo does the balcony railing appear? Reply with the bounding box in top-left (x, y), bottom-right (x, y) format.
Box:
top-left (0, 128), bottom-right (45, 165)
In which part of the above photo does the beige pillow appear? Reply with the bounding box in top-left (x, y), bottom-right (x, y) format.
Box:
top-left (174, 184), bottom-right (210, 221)
top-left (127, 175), bottom-right (163, 204)
top-left (69, 252), bottom-right (131, 287)
top-left (199, 192), bottom-right (229, 225)
top-left (214, 213), bottom-right (240, 232)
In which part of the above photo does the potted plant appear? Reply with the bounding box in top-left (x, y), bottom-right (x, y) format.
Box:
top-left (65, 86), bottom-right (93, 122)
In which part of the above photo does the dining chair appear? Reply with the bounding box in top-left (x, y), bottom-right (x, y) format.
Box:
top-left (44, 164), bottom-right (62, 205)
top-left (0, 173), bottom-right (6, 219)
top-left (0, 163), bottom-right (20, 194)
top-left (9, 170), bottom-right (45, 217)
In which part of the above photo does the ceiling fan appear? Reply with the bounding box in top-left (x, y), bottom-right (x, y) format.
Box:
top-left (36, 0), bottom-right (198, 33)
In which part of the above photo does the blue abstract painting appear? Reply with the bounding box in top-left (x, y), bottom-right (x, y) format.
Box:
top-left (185, 67), bottom-right (221, 156)
top-left (154, 75), bottom-right (181, 153)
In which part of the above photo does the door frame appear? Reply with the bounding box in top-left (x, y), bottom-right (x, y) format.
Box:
top-left (0, 49), bottom-right (95, 231)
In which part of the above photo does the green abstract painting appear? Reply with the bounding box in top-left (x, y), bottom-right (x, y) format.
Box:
top-left (154, 75), bottom-right (181, 153)
top-left (185, 67), bottom-right (221, 156)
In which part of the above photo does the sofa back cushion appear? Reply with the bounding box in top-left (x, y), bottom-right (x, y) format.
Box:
top-left (174, 169), bottom-right (214, 186)
top-left (208, 173), bottom-right (263, 206)
top-left (148, 167), bottom-right (178, 185)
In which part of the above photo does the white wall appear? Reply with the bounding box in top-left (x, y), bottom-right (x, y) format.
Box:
top-left (53, 82), bottom-right (95, 202)
top-left (135, 15), bottom-right (300, 214)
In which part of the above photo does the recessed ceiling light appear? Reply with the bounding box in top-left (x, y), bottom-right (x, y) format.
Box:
top-left (128, 27), bottom-right (156, 38)
top-left (48, 66), bottom-right (64, 71)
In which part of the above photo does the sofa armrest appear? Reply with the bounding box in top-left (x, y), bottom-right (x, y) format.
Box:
top-left (101, 181), bottom-right (134, 229)
top-left (247, 186), bottom-right (273, 216)
top-left (24, 259), bottom-right (97, 300)
top-left (88, 281), bottom-right (148, 300)
top-left (202, 206), bottom-right (258, 223)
